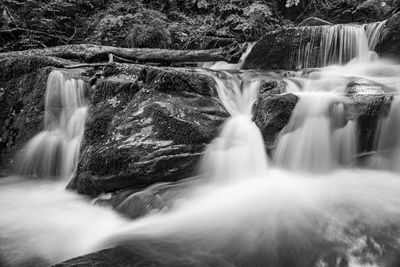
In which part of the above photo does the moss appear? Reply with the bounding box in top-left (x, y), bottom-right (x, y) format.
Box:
top-left (144, 67), bottom-right (216, 97)
top-left (0, 56), bottom-right (65, 82)
top-left (84, 105), bottom-right (115, 144)
top-left (0, 66), bottom-right (53, 175)
top-left (92, 78), bottom-right (141, 105)
top-left (147, 104), bottom-right (210, 144)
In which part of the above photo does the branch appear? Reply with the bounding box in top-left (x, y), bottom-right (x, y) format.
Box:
top-left (0, 43), bottom-right (245, 64)
top-left (0, 28), bottom-right (68, 44)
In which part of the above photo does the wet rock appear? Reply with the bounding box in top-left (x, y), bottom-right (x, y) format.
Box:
top-left (353, 0), bottom-right (394, 22)
top-left (94, 177), bottom-right (201, 219)
top-left (69, 65), bottom-right (228, 195)
top-left (298, 17), bottom-right (332, 27)
top-left (377, 12), bottom-right (400, 61)
top-left (242, 27), bottom-right (321, 70)
top-left (348, 94), bottom-right (393, 152)
top-left (345, 78), bottom-right (396, 95)
top-left (258, 80), bottom-right (287, 96)
top-left (253, 92), bottom-right (299, 150)
top-left (53, 245), bottom-right (233, 267)
top-left (0, 57), bottom-right (63, 176)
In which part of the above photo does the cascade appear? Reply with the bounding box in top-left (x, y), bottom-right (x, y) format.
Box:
top-left (365, 20), bottom-right (386, 50)
top-left (199, 71), bottom-right (268, 181)
top-left (296, 22), bottom-right (385, 68)
top-left (374, 96), bottom-right (400, 170)
top-left (274, 94), bottom-right (357, 172)
top-left (3, 17), bottom-right (400, 267)
top-left (16, 70), bottom-right (88, 180)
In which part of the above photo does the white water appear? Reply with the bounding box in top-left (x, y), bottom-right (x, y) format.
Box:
top-left (2, 21), bottom-right (400, 266)
top-left (200, 71), bottom-right (268, 181)
top-left (0, 178), bottom-right (128, 266)
top-left (374, 96), bottom-right (400, 171)
top-left (274, 93), bottom-right (358, 172)
top-left (297, 22), bottom-right (385, 68)
top-left (0, 71), bottom-right (129, 266)
top-left (95, 22), bottom-right (400, 267)
top-left (17, 70), bottom-right (88, 180)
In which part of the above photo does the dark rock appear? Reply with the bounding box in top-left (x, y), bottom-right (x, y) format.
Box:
top-left (348, 94), bottom-right (393, 152)
top-left (298, 17), bottom-right (332, 27)
top-left (242, 27), bottom-right (321, 70)
top-left (353, 0), bottom-right (394, 22)
top-left (253, 92), bottom-right (299, 150)
top-left (68, 65), bottom-right (228, 195)
top-left (94, 177), bottom-right (201, 219)
top-left (0, 63), bottom-right (52, 176)
top-left (53, 245), bottom-right (232, 267)
top-left (377, 12), bottom-right (400, 61)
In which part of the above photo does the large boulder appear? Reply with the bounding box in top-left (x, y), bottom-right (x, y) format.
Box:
top-left (68, 64), bottom-right (228, 195)
top-left (242, 28), bottom-right (303, 70)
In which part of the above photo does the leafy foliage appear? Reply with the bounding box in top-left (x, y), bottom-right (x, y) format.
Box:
top-left (0, 0), bottom-right (284, 51)
top-left (286, 0), bottom-right (300, 8)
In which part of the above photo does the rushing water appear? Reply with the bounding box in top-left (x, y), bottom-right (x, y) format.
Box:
top-left (2, 21), bottom-right (400, 266)
top-left (16, 70), bottom-right (88, 180)
top-left (0, 71), bottom-right (128, 266)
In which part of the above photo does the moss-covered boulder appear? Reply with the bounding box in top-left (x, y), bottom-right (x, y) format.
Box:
top-left (68, 64), bottom-right (228, 195)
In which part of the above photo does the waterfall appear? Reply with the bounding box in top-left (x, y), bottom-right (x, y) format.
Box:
top-left (199, 71), bottom-right (268, 181)
top-left (297, 22), bottom-right (385, 68)
top-left (374, 96), bottom-right (400, 170)
top-left (365, 20), bottom-right (386, 50)
top-left (274, 93), bottom-right (357, 172)
top-left (16, 70), bottom-right (88, 180)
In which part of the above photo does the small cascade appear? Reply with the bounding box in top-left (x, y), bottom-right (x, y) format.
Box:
top-left (365, 20), bottom-right (386, 50)
top-left (200, 71), bottom-right (268, 181)
top-left (17, 70), bottom-right (88, 180)
top-left (374, 96), bottom-right (400, 170)
top-left (200, 42), bottom-right (256, 70)
top-left (297, 22), bottom-right (385, 68)
top-left (274, 94), bottom-right (358, 172)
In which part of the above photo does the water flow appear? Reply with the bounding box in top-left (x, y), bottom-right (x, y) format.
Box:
top-left (200, 71), bottom-right (268, 181)
top-left (0, 70), bottom-right (130, 266)
top-left (297, 22), bottom-right (385, 68)
top-left (274, 94), bottom-right (357, 172)
top-left (365, 20), bottom-right (386, 50)
top-left (374, 96), bottom-right (400, 170)
top-left (17, 70), bottom-right (88, 180)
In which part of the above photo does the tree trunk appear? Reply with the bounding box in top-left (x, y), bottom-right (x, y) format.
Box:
top-left (0, 43), bottom-right (246, 64)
